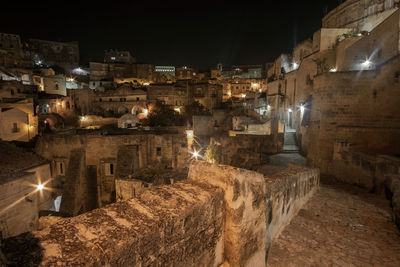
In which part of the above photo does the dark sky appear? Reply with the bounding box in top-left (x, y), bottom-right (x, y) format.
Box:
top-left (1, 0), bottom-right (339, 69)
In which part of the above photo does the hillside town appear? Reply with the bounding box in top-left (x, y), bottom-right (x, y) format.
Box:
top-left (1, 0), bottom-right (400, 266)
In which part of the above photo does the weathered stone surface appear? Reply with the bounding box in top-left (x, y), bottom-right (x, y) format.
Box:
top-left (189, 162), bottom-right (267, 267)
top-left (267, 180), bottom-right (400, 266)
top-left (3, 162), bottom-right (320, 266)
top-left (34, 181), bottom-right (224, 267)
top-left (264, 164), bottom-right (320, 259)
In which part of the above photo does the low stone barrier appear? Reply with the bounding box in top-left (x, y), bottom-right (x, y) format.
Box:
top-left (2, 162), bottom-right (319, 266)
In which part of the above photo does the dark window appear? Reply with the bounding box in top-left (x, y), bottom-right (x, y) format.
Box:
top-left (59, 162), bottom-right (64, 175)
top-left (156, 147), bottom-right (161, 156)
top-left (55, 84), bottom-right (59, 90)
top-left (12, 123), bottom-right (19, 132)
top-left (10, 89), bottom-right (14, 95)
top-left (136, 97), bottom-right (139, 101)
top-left (109, 163), bottom-right (114, 175)
top-left (109, 98), bottom-right (112, 102)
top-left (99, 98), bottom-right (102, 102)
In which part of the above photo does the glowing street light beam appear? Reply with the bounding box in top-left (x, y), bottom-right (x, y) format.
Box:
top-left (37, 183), bottom-right (44, 191)
top-left (190, 149), bottom-right (202, 160)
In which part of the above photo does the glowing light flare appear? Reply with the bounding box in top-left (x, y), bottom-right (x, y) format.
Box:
top-left (143, 109), bottom-right (149, 116)
top-left (300, 105), bottom-right (305, 113)
top-left (288, 108), bottom-right (293, 113)
top-left (267, 105), bottom-right (271, 110)
top-left (241, 94), bottom-right (246, 99)
top-left (190, 149), bottom-right (202, 160)
top-left (227, 91), bottom-right (232, 96)
top-left (143, 82), bottom-right (150, 86)
top-left (174, 107), bottom-right (181, 113)
top-left (293, 62), bottom-right (298, 69)
top-left (330, 68), bottom-right (337, 72)
top-left (252, 83), bottom-right (259, 88)
top-left (80, 116), bottom-right (86, 121)
top-left (186, 130), bottom-right (194, 138)
top-left (361, 59), bottom-right (372, 67)
top-left (0, 178), bottom-right (54, 216)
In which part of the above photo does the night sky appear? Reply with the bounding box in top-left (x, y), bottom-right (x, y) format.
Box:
top-left (1, 0), bottom-right (339, 69)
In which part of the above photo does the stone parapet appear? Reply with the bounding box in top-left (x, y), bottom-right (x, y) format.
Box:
top-left (3, 162), bottom-right (319, 266)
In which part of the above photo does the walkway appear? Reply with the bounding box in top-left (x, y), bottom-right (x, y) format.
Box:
top-left (283, 126), bottom-right (299, 152)
top-left (267, 177), bottom-right (400, 266)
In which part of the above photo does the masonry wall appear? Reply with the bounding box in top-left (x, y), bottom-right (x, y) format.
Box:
top-left (15, 161), bottom-right (319, 266)
top-left (305, 56), bottom-right (400, 174)
top-left (212, 134), bottom-right (283, 169)
top-left (35, 133), bottom-right (188, 207)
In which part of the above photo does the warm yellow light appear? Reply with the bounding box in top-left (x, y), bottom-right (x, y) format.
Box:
top-left (29, 125), bottom-right (34, 129)
top-left (57, 102), bottom-right (61, 105)
top-left (190, 148), bottom-right (202, 160)
top-left (330, 68), bottom-right (337, 72)
top-left (174, 107), bottom-right (181, 113)
top-left (241, 94), bottom-right (246, 98)
top-left (252, 83), bottom-right (259, 88)
top-left (186, 130), bottom-right (193, 138)
top-left (143, 109), bottom-right (149, 116)
top-left (80, 116), bottom-right (86, 121)
top-left (227, 91), bottom-right (232, 96)
top-left (37, 184), bottom-right (44, 191)
top-left (143, 82), bottom-right (150, 86)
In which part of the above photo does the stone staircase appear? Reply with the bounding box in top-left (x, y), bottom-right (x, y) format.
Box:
top-left (283, 131), bottom-right (299, 152)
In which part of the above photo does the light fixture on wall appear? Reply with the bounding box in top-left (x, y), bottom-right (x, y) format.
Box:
top-left (361, 59), bottom-right (372, 67)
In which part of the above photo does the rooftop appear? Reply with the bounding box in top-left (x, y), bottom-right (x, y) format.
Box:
top-left (0, 141), bottom-right (48, 184)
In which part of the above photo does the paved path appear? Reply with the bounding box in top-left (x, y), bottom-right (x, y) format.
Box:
top-left (267, 178), bottom-right (400, 266)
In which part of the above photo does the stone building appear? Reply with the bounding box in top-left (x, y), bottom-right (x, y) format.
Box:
top-left (322, 0), bottom-right (399, 32)
top-left (191, 81), bottom-right (223, 111)
top-left (71, 83), bottom-right (147, 117)
top-left (0, 100), bottom-right (38, 141)
top-left (0, 141), bottom-right (53, 238)
top-left (29, 39), bottom-right (79, 72)
top-left (175, 66), bottom-right (197, 80)
top-left (93, 84), bottom-right (147, 116)
top-left (266, 1), bottom-right (400, 180)
top-left (147, 83), bottom-right (188, 106)
top-left (0, 33), bottom-right (27, 68)
top-left (104, 50), bottom-right (136, 64)
top-left (35, 130), bottom-right (188, 212)
top-left (0, 80), bottom-right (37, 102)
top-left (222, 64), bottom-right (265, 79)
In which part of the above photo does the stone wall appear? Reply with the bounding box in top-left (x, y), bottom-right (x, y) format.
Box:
top-left (305, 56), bottom-right (400, 174)
top-left (332, 145), bottom-right (400, 191)
top-left (0, 164), bottom-right (53, 238)
top-left (212, 134), bottom-right (283, 169)
top-left (35, 132), bottom-right (188, 207)
top-left (331, 147), bottom-right (400, 227)
top-left (10, 161), bottom-right (319, 266)
top-left (264, 165), bottom-right (320, 257)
